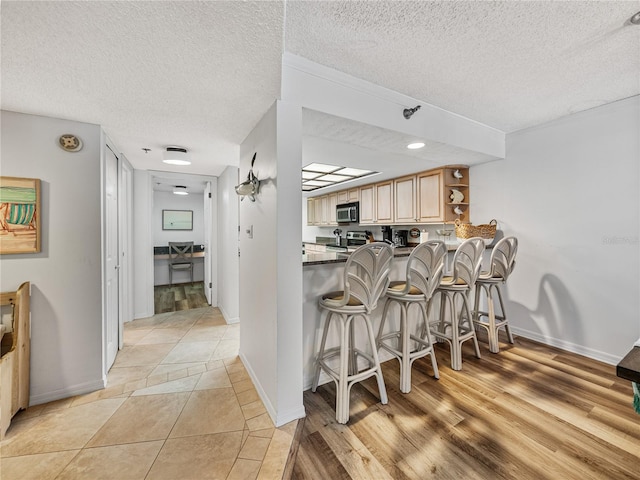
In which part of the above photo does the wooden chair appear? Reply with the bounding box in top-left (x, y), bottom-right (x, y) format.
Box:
top-left (168, 242), bottom-right (194, 285)
top-left (0, 281), bottom-right (30, 439)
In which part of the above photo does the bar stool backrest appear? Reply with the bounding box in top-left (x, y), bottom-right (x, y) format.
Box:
top-left (343, 242), bottom-right (394, 313)
top-left (451, 237), bottom-right (485, 286)
top-left (403, 240), bottom-right (447, 298)
top-left (488, 236), bottom-right (518, 281)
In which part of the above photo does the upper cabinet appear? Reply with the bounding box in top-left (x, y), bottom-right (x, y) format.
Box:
top-left (359, 181), bottom-right (393, 225)
top-left (337, 188), bottom-right (358, 204)
top-left (307, 165), bottom-right (470, 225)
top-left (442, 166), bottom-right (469, 223)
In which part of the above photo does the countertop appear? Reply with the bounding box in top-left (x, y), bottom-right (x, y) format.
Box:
top-left (303, 242), bottom-right (485, 266)
top-left (304, 246), bottom-right (417, 266)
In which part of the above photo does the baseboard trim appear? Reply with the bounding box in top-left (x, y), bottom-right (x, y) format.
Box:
top-left (510, 326), bottom-right (622, 366)
top-left (30, 378), bottom-right (106, 407)
top-left (240, 352), bottom-right (277, 423)
top-left (219, 305), bottom-right (239, 324)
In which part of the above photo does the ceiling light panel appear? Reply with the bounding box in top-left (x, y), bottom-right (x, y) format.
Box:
top-left (334, 167), bottom-right (372, 176)
top-left (316, 174), bottom-right (352, 182)
top-left (303, 180), bottom-right (332, 187)
top-left (303, 162), bottom-right (340, 173)
top-left (302, 171), bottom-right (321, 180)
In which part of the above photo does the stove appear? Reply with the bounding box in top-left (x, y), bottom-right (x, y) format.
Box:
top-left (346, 231), bottom-right (368, 246)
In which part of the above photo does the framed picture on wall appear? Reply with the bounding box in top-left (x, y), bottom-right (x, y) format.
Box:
top-left (162, 209), bottom-right (193, 230)
top-left (0, 176), bottom-right (41, 254)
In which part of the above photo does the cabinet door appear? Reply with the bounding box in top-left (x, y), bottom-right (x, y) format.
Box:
top-left (417, 171), bottom-right (443, 222)
top-left (314, 196), bottom-right (324, 225)
top-left (394, 175), bottom-right (417, 224)
top-left (319, 195), bottom-right (329, 225)
top-left (359, 185), bottom-right (375, 224)
top-left (375, 181), bottom-right (394, 224)
top-left (337, 191), bottom-right (349, 204)
top-left (307, 198), bottom-right (315, 226)
top-left (328, 193), bottom-right (338, 225)
top-left (347, 188), bottom-right (359, 202)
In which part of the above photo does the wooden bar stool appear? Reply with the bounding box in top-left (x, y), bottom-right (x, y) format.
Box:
top-left (377, 240), bottom-right (446, 393)
top-left (312, 242), bottom-right (394, 424)
top-left (430, 237), bottom-right (484, 371)
top-left (473, 236), bottom-right (518, 353)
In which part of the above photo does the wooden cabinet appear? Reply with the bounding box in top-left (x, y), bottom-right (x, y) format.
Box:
top-left (359, 181), bottom-right (393, 224)
top-left (442, 166), bottom-right (470, 223)
top-left (307, 165), bottom-right (470, 226)
top-left (394, 175), bottom-right (417, 224)
top-left (327, 193), bottom-right (338, 225)
top-left (358, 185), bottom-right (375, 224)
top-left (417, 171), bottom-right (443, 222)
top-left (306, 198), bottom-right (315, 226)
top-left (375, 181), bottom-right (394, 224)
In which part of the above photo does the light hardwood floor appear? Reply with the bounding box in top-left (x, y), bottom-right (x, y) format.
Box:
top-left (0, 307), bottom-right (297, 480)
top-left (154, 282), bottom-right (209, 313)
top-left (291, 333), bottom-right (640, 480)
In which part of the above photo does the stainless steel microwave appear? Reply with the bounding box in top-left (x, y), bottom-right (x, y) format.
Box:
top-left (336, 202), bottom-right (359, 224)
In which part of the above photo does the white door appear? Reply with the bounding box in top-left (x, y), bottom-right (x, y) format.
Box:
top-left (105, 146), bottom-right (119, 370)
top-left (204, 181), bottom-right (213, 304)
top-left (118, 159), bottom-right (133, 349)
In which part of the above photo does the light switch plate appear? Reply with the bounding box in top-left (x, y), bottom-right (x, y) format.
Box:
top-left (246, 225), bottom-right (253, 239)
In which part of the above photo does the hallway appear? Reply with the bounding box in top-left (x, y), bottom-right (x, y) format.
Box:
top-left (0, 307), bottom-right (296, 479)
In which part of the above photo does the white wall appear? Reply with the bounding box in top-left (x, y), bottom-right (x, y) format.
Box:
top-left (133, 170), bottom-right (154, 319)
top-left (217, 166), bottom-right (239, 323)
top-left (153, 191), bottom-right (205, 246)
top-left (471, 96), bottom-right (640, 363)
top-left (239, 102), bottom-right (304, 426)
top-left (0, 110), bottom-right (104, 404)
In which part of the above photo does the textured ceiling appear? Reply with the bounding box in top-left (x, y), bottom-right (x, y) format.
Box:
top-left (286, 1), bottom-right (640, 133)
top-left (1, 1), bottom-right (284, 177)
top-left (2, 1), bottom-right (639, 180)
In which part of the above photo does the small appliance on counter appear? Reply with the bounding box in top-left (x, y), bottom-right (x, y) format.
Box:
top-left (332, 228), bottom-right (343, 246)
top-left (381, 226), bottom-right (393, 244)
top-left (393, 229), bottom-right (408, 247)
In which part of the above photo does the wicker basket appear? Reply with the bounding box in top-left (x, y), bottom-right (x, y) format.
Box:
top-left (454, 219), bottom-right (497, 240)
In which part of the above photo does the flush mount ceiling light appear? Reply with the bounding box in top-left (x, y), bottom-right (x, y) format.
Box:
top-left (173, 185), bottom-right (188, 195)
top-left (163, 146), bottom-right (191, 166)
top-left (407, 142), bottom-right (425, 149)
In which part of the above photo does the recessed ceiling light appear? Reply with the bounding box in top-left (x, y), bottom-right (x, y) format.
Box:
top-left (163, 146), bottom-right (191, 166)
top-left (407, 142), bottom-right (425, 150)
top-left (173, 185), bottom-right (188, 195)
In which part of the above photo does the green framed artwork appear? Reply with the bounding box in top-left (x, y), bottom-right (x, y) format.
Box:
top-left (162, 209), bottom-right (193, 231)
top-left (0, 177), bottom-right (41, 254)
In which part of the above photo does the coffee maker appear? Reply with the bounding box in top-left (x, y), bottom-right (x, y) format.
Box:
top-left (381, 226), bottom-right (393, 244)
top-left (393, 230), bottom-right (408, 247)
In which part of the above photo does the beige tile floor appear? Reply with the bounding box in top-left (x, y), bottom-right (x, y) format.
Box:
top-left (0, 307), bottom-right (297, 480)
